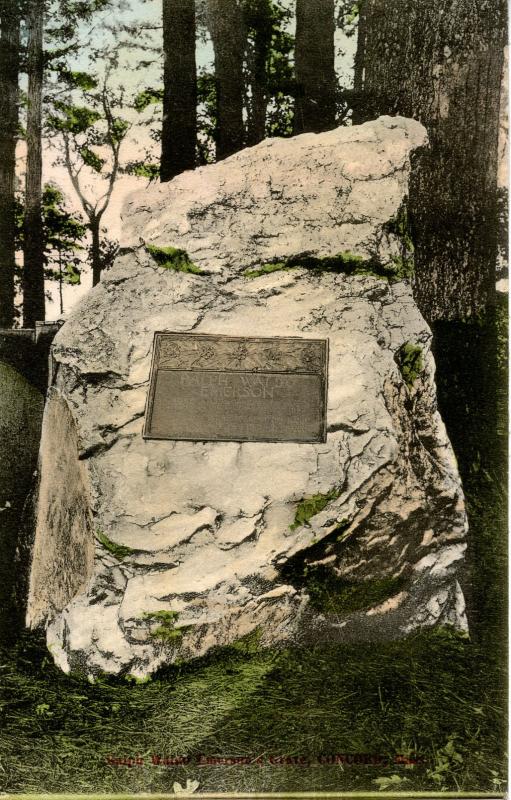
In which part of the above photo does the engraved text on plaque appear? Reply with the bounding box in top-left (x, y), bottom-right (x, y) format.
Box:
top-left (143, 332), bottom-right (328, 443)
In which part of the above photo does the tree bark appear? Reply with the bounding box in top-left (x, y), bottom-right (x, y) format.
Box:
top-left (293, 0), bottom-right (336, 134)
top-left (245, 0), bottom-right (272, 146)
top-left (353, 0), bottom-right (507, 322)
top-left (90, 216), bottom-right (101, 287)
top-left (23, 0), bottom-right (45, 328)
top-left (161, 0), bottom-right (197, 182)
top-left (207, 0), bottom-right (245, 160)
top-left (0, 4), bottom-right (20, 329)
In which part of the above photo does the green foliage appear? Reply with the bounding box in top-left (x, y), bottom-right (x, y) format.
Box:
top-left (124, 161), bottom-right (160, 180)
top-left (133, 88), bottom-right (164, 113)
top-left (146, 245), bottom-right (205, 275)
top-left (56, 68), bottom-right (99, 91)
top-left (373, 773), bottom-right (409, 791)
top-left (96, 530), bottom-right (135, 561)
top-left (48, 101), bottom-right (102, 134)
top-left (15, 185), bottom-right (87, 291)
top-left (79, 146), bottom-right (105, 173)
top-left (110, 117), bottom-right (130, 144)
top-left (290, 488), bottom-right (340, 531)
top-left (426, 736), bottom-right (464, 788)
top-left (395, 342), bottom-right (424, 388)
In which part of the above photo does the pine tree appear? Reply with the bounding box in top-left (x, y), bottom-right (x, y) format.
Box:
top-left (23, 0), bottom-right (46, 327)
top-left (161, 0), bottom-right (197, 181)
top-left (293, 0), bottom-right (336, 134)
top-left (0, 2), bottom-right (20, 328)
top-left (353, 0), bottom-right (507, 321)
top-left (207, 0), bottom-right (245, 160)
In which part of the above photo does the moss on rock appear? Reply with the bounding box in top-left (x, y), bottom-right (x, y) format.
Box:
top-left (395, 342), bottom-right (424, 388)
top-left (146, 245), bottom-right (205, 274)
top-left (290, 488), bottom-right (341, 531)
top-left (243, 248), bottom-right (410, 281)
top-left (96, 530), bottom-right (135, 561)
top-left (142, 610), bottom-right (188, 642)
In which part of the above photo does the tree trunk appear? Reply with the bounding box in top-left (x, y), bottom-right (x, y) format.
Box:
top-left (91, 216), bottom-right (101, 287)
top-left (161, 0), bottom-right (197, 182)
top-left (353, 0), bottom-right (507, 322)
top-left (293, 0), bottom-right (336, 134)
top-left (246, 0), bottom-right (272, 146)
top-left (23, 0), bottom-right (45, 328)
top-left (0, 4), bottom-right (19, 329)
top-left (207, 0), bottom-right (245, 160)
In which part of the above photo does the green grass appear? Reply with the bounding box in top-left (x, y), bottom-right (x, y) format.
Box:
top-left (0, 627), bottom-right (505, 793)
top-left (0, 301), bottom-right (506, 795)
top-left (146, 245), bottom-right (205, 274)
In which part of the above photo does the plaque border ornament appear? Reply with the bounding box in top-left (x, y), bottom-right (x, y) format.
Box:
top-left (143, 331), bottom-right (329, 444)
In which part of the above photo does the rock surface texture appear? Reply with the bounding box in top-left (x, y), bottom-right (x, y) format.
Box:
top-left (27, 117), bottom-right (468, 677)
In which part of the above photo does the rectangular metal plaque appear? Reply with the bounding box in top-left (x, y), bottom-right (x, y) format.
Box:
top-left (143, 332), bottom-right (328, 443)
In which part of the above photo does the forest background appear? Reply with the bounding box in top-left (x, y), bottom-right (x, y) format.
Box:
top-left (0, 0), bottom-right (509, 795)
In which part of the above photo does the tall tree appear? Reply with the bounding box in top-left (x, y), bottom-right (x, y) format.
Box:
top-left (244, 0), bottom-right (273, 146)
top-left (161, 0), bottom-right (197, 181)
top-left (353, 0), bottom-right (507, 322)
top-left (50, 75), bottom-right (128, 285)
top-left (206, 0), bottom-right (245, 160)
top-left (0, 2), bottom-right (20, 328)
top-left (23, 0), bottom-right (46, 327)
top-left (293, 0), bottom-right (336, 134)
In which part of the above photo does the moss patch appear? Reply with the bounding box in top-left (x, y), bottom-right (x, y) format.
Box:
top-left (244, 262), bottom-right (291, 278)
top-left (146, 245), bottom-right (205, 274)
top-left (143, 610), bottom-right (188, 642)
top-left (395, 342), bottom-right (424, 388)
top-left (289, 488), bottom-right (341, 531)
top-left (244, 251), bottom-right (387, 280)
top-left (302, 568), bottom-right (408, 616)
top-left (382, 200), bottom-right (415, 279)
top-left (96, 530), bottom-right (135, 561)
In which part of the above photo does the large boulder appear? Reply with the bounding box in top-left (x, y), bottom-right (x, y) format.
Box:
top-left (27, 116), bottom-right (468, 678)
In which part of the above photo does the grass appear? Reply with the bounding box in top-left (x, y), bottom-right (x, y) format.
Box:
top-left (0, 300), bottom-right (506, 795)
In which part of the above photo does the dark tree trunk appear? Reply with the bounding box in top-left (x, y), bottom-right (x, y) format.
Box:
top-left (0, 4), bottom-right (20, 329)
top-left (353, 0), bottom-right (507, 322)
top-left (161, 0), bottom-right (197, 182)
top-left (91, 216), bottom-right (101, 287)
top-left (23, 0), bottom-right (45, 328)
top-left (207, 0), bottom-right (245, 160)
top-left (293, 0), bottom-right (336, 134)
top-left (246, 0), bottom-right (272, 146)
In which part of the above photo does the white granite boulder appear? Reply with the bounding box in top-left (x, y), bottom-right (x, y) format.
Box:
top-left (27, 116), bottom-right (468, 678)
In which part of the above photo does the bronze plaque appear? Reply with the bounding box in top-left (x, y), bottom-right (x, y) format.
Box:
top-left (143, 332), bottom-right (328, 443)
